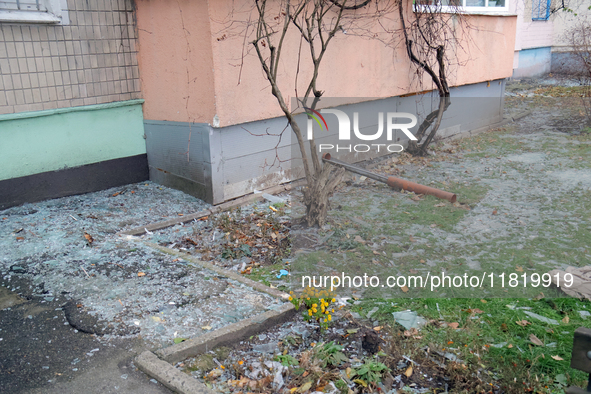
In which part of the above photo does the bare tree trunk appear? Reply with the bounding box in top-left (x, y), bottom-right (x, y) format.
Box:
top-left (398, 0), bottom-right (453, 156)
top-left (302, 163), bottom-right (345, 227)
top-left (248, 0), bottom-right (360, 227)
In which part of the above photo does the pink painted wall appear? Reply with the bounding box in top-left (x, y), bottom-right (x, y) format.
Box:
top-left (135, 0), bottom-right (216, 123)
top-left (136, 0), bottom-right (516, 127)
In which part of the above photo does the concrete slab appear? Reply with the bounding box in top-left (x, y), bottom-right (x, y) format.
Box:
top-left (135, 351), bottom-right (214, 394)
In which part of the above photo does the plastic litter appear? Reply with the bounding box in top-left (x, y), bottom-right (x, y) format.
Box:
top-left (392, 311), bottom-right (427, 330)
top-left (252, 342), bottom-right (278, 354)
top-left (262, 193), bottom-right (285, 204)
top-left (523, 311), bottom-right (559, 325)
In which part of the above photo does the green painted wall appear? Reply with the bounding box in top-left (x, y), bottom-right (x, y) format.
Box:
top-left (0, 100), bottom-right (146, 181)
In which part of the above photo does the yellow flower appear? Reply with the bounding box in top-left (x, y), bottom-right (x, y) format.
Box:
top-left (324, 318), bottom-right (327, 322)
top-left (332, 298), bottom-right (336, 302)
top-left (307, 297), bottom-right (310, 300)
top-left (328, 315), bottom-right (332, 321)
top-left (288, 296), bottom-right (293, 301)
top-left (312, 308), bottom-right (317, 313)
top-left (308, 310), bottom-right (312, 316)
top-left (312, 303), bottom-right (317, 308)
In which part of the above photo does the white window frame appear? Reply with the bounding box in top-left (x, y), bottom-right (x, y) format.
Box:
top-left (414, 0), bottom-right (510, 15)
top-left (0, 0), bottom-right (69, 24)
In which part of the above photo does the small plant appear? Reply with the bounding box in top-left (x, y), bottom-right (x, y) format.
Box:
top-left (327, 228), bottom-right (358, 250)
top-left (289, 287), bottom-right (338, 331)
top-left (273, 354), bottom-right (299, 367)
top-left (315, 341), bottom-right (348, 367)
top-left (334, 379), bottom-right (348, 394)
top-left (350, 359), bottom-right (390, 386)
top-left (221, 242), bottom-right (251, 260)
top-left (221, 247), bottom-right (235, 259)
top-left (272, 202), bottom-right (286, 210)
top-left (283, 335), bottom-right (301, 347)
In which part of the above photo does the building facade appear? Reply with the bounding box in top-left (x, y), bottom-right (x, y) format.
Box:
top-left (1, 0), bottom-right (518, 208)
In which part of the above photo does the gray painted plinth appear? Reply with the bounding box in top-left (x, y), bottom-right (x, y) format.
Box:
top-left (145, 79), bottom-right (508, 205)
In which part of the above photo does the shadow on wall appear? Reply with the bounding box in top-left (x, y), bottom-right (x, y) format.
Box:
top-left (551, 51), bottom-right (590, 76)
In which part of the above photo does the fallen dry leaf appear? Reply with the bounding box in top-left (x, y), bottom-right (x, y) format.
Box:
top-left (404, 328), bottom-right (420, 336)
top-left (562, 315), bottom-right (570, 324)
top-left (434, 202), bottom-right (446, 207)
top-left (137, 272), bottom-right (146, 277)
top-left (354, 235), bottom-right (365, 243)
top-left (241, 267), bottom-right (252, 275)
top-left (373, 326), bottom-right (383, 331)
top-left (404, 365), bottom-right (413, 378)
top-left (534, 292), bottom-right (545, 300)
top-left (492, 209), bottom-right (498, 215)
top-left (448, 322), bottom-right (460, 329)
top-left (83, 232), bottom-right (94, 244)
top-left (551, 355), bottom-right (564, 361)
top-left (516, 266), bottom-right (524, 272)
top-left (516, 320), bottom-right (531, 327)
top-left (297, 382), bottom-right (312, 393)
top-left (400, 285), bottom-right (409, 293)
top-left (529, 334), bottom-right (544, 346)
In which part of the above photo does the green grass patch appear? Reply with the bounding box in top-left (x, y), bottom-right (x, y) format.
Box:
top-left (352, 297), bottom-right (591, 393)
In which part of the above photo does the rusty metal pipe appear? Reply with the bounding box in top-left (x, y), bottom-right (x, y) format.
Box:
top-left (322, 153), bottom-right (457, 203)
top-left (385, 177), bottom-right (456, 203)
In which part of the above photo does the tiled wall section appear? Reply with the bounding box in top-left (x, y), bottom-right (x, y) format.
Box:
top-left (0, 0), bottom-right (141, 115)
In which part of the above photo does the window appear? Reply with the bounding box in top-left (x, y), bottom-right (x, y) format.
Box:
top-left (532, 0), bottom-right (550, 20)
top-left (415, 0), bottom-right (509, 14)
top-left (0, 0), bottom-right (67, 24)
